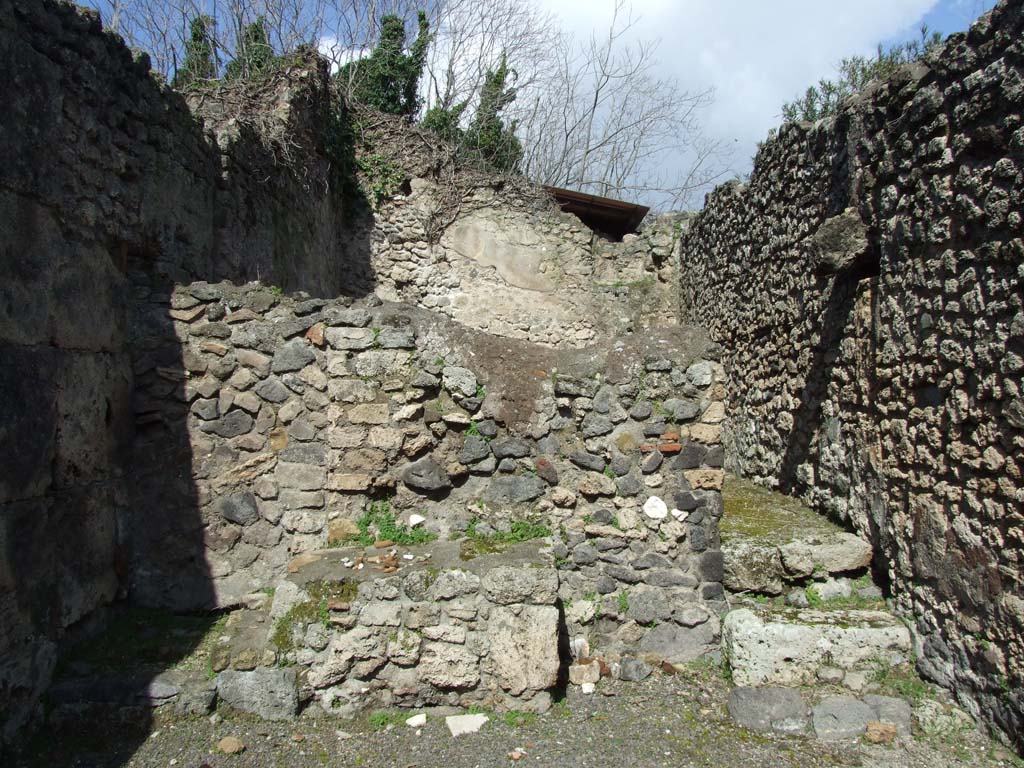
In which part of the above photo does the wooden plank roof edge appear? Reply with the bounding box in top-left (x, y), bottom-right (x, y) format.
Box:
top-left (542, 185), bottom-right (651, 217)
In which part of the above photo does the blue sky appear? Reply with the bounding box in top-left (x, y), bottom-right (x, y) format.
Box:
top-left (900, 0), bottom-right (996, 39)
top-left (536, 0), bottom-right (998, 192)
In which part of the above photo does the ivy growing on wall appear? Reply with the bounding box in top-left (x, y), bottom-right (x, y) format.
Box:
top-left (172, 15), bottom-right (217, 89)
top-left (224, 16), bottom-right (278, 81)
top-left (420, 52), bottom-right (522, 173)
top-left (338, 12), bottom-right (431, 117)
top-left (421, 101), bottom-right (468, 144)
top-left (463, 53), bottom-right (522, 172)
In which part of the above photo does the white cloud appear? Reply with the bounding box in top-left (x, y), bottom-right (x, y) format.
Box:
top-left (536, 0), bottom-right (940, 186)
top-left (317, 36), bottom-right (364, 74)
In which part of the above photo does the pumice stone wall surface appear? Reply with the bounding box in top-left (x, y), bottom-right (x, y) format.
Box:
top-left (679, 0), bottom-right (1023, 745)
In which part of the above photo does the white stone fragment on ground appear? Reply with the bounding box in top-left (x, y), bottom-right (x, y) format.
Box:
top-left (445, 713), bottom-right (489, 736)
top-left (568, 660), bottom-right (601, 685)
top-left (643, 495), bottom-right (668, 520)
top-left (408, 513), bottom-right (426, 527)
top-left (581, 682), bottom-right (596, 694)
top-left (406, 713), bottom-right (427, 727)
top-left (671, 508), bottom-right (689, 521)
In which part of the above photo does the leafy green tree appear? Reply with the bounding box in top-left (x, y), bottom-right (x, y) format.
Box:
top-left (340, 12), bottom-right (431, 117)
top-left (172, 15), bottom-right (217, 89)
top-left (463, 53), bottom-right (522, 172)
top-left (225, 16), bottom-right (277, 81)
top-left (421, 101), bottom-right (468, 143)
top-left (782, 26), bottom-right (943, 122)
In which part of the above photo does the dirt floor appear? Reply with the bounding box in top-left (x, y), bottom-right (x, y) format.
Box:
top-left (11, 664), bottom-right (1022, 768)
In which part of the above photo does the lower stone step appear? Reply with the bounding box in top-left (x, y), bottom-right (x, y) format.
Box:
top-left (268, 541), bottom-right (562, 716)
top-left (726, 684), bottom-right (982, 746)
top-left (722, 607), bottom-right (911, 689)
top-left (47, 669), bottom-right (216, 717)
top-left (728, 686), bottom-right (912, 742)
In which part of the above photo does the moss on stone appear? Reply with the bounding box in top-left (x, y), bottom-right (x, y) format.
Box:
top-left (458, 518), bottom-right (552, 560)
top-left (720, 475), bottom-right (845, 545)
top-left (271, 580), bottom-right (358, 655)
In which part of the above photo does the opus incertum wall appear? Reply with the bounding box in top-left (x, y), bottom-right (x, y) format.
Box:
top-left (0, 0), bottom-right (361, 741)
top-left (679, 0), bottom-right (1023, 747)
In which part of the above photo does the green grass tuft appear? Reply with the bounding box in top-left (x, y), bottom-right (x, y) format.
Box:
top-left (460, 517), bottom-right (552, 559)
top-left (353, 499), bottom-right (437, 547)
top-left (368, 710), bottom-right (407, 731)
top-left (617, 591), bottom-right (630, 614)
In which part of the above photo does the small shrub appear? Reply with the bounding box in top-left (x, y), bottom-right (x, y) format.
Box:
top-left (356, 153), bottom-right (406, 208)
top-left (421, 101), bottom-right (468, 142)
top-left (781, 25), bottom-right (942, 123)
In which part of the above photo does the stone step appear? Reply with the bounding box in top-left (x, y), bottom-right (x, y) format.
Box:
top-left (722, 606), bottom-right (911, 691)
top-left (720, 476), bottom-right (873, 596)
top-left (259, 540), bottom-right (562, 717)
top-left (47, 669), bottom-right (216, 717)
top-left (727, 684), bottom-right (981, 746)
top-left (728, 686), bottom-right (913, 742)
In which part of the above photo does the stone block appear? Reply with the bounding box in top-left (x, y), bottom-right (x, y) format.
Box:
top-left (487, 605), bottom-right (560, 694)
top-left (723, 608), bottom-right (911, 687)
top-left (217, 669), bottom-right (298, 720)
top-left (418, 642), bottom-right (480, 689)
top-left (348, 403), bottom-right (389, 424)
top-left (811, 696), bottom-right (875, 741)
top-left (728, 686), bottom-right (808, 734)
top-left (481, 566), bottom-right (558, 605)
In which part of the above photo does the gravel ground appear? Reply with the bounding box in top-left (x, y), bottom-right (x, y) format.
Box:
top-left (10, 671), bottom-right (1022, 768)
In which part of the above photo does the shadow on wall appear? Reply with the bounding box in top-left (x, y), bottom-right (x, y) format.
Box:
top-left (6, 198), bottom-right (375, 766)
top-left (12, 267), bottom-right (215, 766)
top-left (0, 0), bottom-right (375, 761)
top-left (776, 272), bottom-right (861, 494)
top-left (200, 78), bottom-right (380, 298)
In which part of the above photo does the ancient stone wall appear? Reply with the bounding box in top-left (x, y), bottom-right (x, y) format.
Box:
top-left (342, 115), bottom-right (683, 347)
top-left (0, 0), bottom-right (361, 740)
top-left (129, 280), bottom-right (727, 652)
top-left (276, 549), bottom-right (563, 715)
top-left (0, 0), bottom-right (705, 742)
top-left (679, 1), bottom-right (1023, 745)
